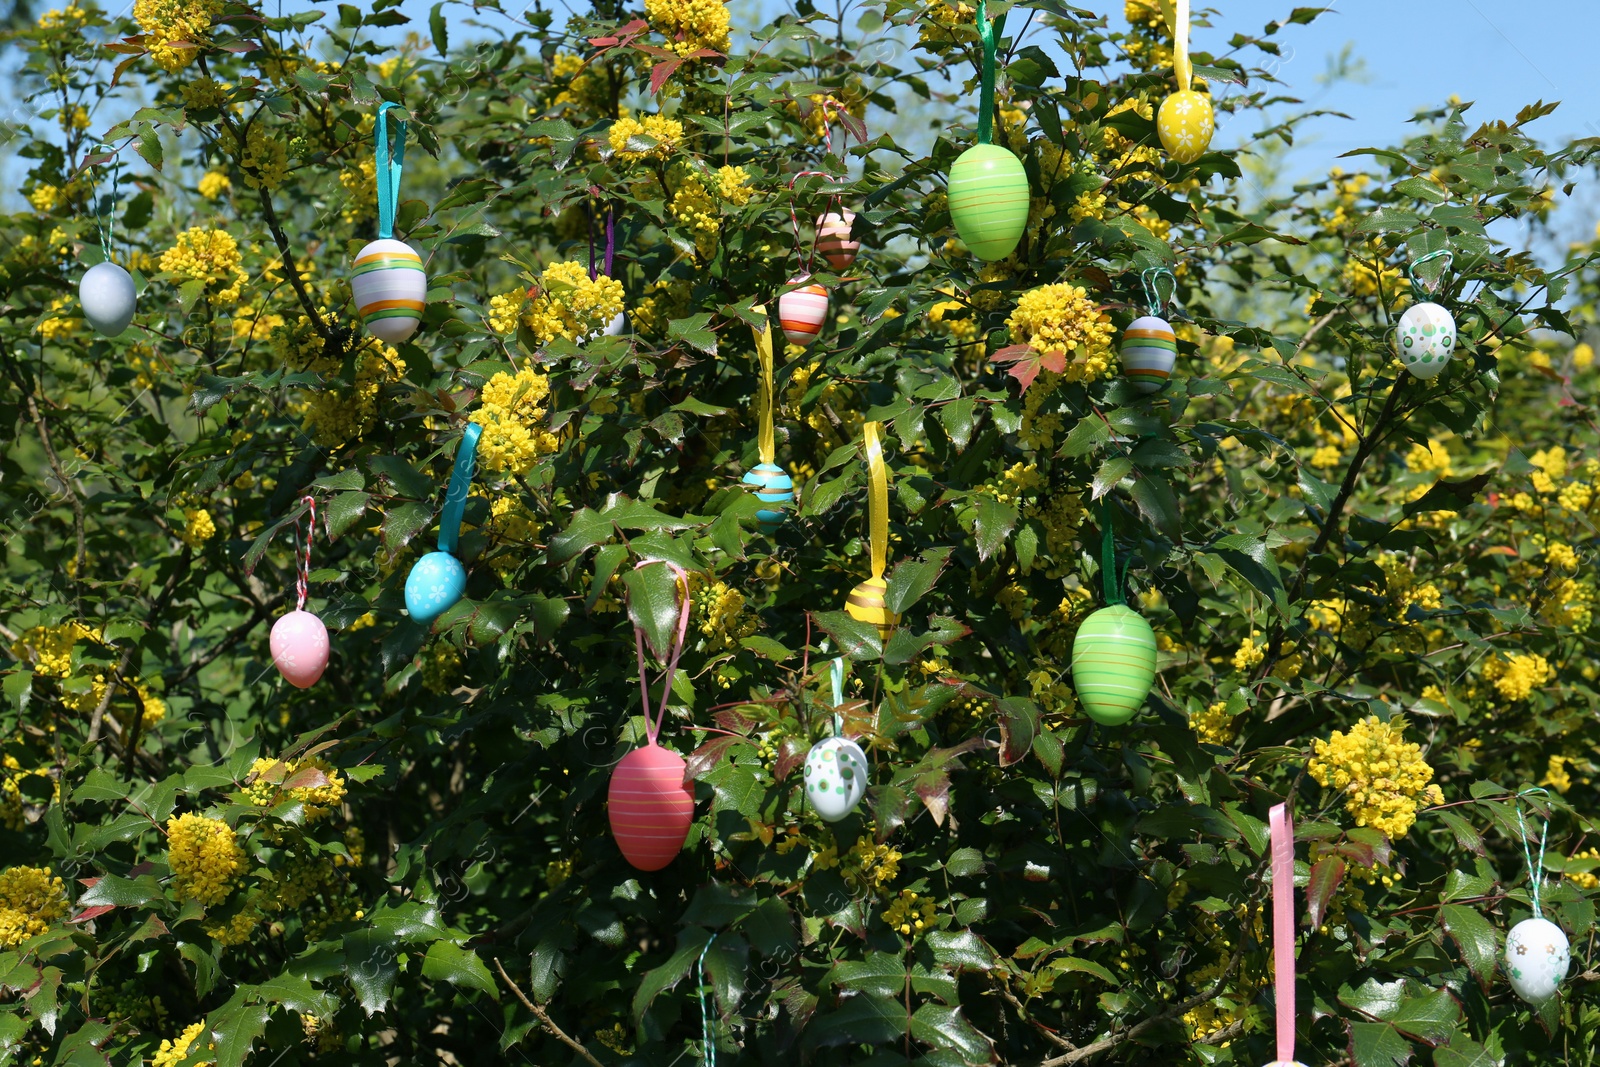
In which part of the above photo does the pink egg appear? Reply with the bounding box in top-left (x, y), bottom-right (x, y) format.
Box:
top-left (271, 610), bottom-right (329, 689)
top-left (778, 276), bottom-right (829, 347)
top-left (816, 210), bottom-right (859, 271)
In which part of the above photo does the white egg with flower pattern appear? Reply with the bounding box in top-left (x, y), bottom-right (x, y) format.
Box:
top-left (1504, 917), bottom-right (1569, 1005)
top-left (803, 736), bottom-right (868, 822)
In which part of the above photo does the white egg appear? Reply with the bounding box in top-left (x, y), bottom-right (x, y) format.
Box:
top-left (1395, 301), bottom-right (1456, 380)
top-left (1505, 916), bottom-right (1569, 1005)
top-left (604, 311), bottom-right (626, 337)
top-left (79, 261), bottom-right (137, 338)
top-left (803, 736), bottom-right (868, 822)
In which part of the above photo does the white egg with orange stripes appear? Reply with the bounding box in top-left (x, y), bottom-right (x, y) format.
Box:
top-left (351, 238), bottom-right (426, 343)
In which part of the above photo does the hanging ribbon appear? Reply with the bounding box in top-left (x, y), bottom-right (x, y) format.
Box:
top-left (697, 932), bottom-right (721, 1065)
top-left (787, 170), bottom-right (837, 274)
top-left (588, 200), bottom-right (617, 282)
top-left (1514, 787), bottom-right (1551, 919)
top-left (1168, 0), bottom-right (1193, 92)
top-left (863, 422), bottom-right (889, 581)
top-left (1099, 501), bottom-right (1125, 606)
top-left (753, 309), bottom-right (776, 465)
top-left (632, 561), bottom-right (693, 747)
top-left (88, 143), bottom-right (120, 260)
top-left (374, 101), bottom-right (408, 240)
top-left (437, 423), bottom-right (482, 555)
top-left (830, 657), bottom-right (846, 737)
top-left (1268, 802), bottom-right (1297, 1065)
top-left (1140, 266), bottom-right (1176, 318)
top-left (294, 495), bottom-right (317, 611)
top-left (975, 0), bottom-right (999, 145)
top-left (1409, 248), bottom-right (1453, 298)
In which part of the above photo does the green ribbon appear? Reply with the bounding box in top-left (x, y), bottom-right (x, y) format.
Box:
top-left (1100, 502), bottom-right (1124, 606)
top-left (830, 657), bottom-right (846, 737)
top-left (697, 933), bottom-right (720, 1065)
top-left (90, 143), bottom-right (119, 260)
top-left (975, 0), bottom-right (998, 145)
top-left (375, 101), bottom-right (408, 240)
top-left (1514, 787), bottom-right (1550, 919)
top-left (1140, 266), bottom-right (1176, 318)
top-left (1408, 248), bottom-right (1453, 299)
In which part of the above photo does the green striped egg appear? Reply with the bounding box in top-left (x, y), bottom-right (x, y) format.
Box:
top-left (947, 144), bottom-right (1029, 262)
top-left (1070, 605), bottom-right (1157, 726)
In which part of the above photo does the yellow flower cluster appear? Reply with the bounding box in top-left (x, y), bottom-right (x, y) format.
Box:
top-left (0, 866), bottom-right (67, 948)
top-left (1567, 847), bottom-right (1599, 891)
top-left (151, 1022), bottom-right (213, 1067)
top-left (1006, 284), bottom-right (1116, 383)
top-left (545, 857), bottom-right (574, 889)
top-left (717, 165), bottom-right (754, 205)
top-left (1405, 440), bottom-right (1453, 478)
top-left (160, 228), bottom-right (247, 304)
top-left (1342, 254), bottom-right (1404, 306)
top-left (471, 368), bottom-right (560, 475)
top-left (1231, 633), bottom-right (1265, 672)
top-left (166, 812), bottom-right (246, 906)
top-left (1542, 754), bottom-right (1573, 794)
top-left (693, 579), bottom-right (758, 649)
top-left (11, 621), bottom-right (97, 677)
top-left (1377, 554), bottom-right (1442, 616)
top-left (1190, 700), bottom-right (1236, 745)
top-left (420, 640), bottom-right (462, 694)
top-left (842, 838), bottom-right (902, 890)
top-left (182, 506), bottom-right (217, 547)
top-left (1480, 652), bottom-right (1553, 702)
top-left (240, 125), bottom-right (289, 190)
top-left (494, 261), bottom-right (626, 346)
top-left (645, 0), bottom-right (730, 56)
top-left (244, 756), bottom-right (346, 822)
top-left (1308, 716), bottom-right (1443, 839)
top-left (181, 76), bottom-right (229, 111)
top-left (882, 889), bottom-right (937, 938)
top-left (304, 344), bottom-right (406, 448)
top-left (134, 0), bottom-right (222, 71)
top-left (28, 184), bottom-right (63, 214)
top-left (37, 2), bottom-right (89, 29)
top-left (198, 170), bottom-right (231, 200)
top-left (669, 170), bottom-right (720, 258)
top-left (609, 114), bottom-right (683, 159)
top-left (339, 158), bottom-right (377, 225)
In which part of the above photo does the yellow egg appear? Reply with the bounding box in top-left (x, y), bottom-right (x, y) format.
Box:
top-left (1157, 90), bottom-right (1214, 164)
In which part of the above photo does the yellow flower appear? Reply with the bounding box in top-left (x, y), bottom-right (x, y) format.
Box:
top-left (1404, 440), bottom-right (1452, 478)
top-left (1541, 755), bottom-right (1573, 794)
top-left (37, 3), bottom-right (89, 29)
top-left (1567, 847), bottom-right (1599, 891)
top-left (545, 857), bottom-right (574, 889)
top-left (486, 289), bottom-right (528, 335)
top-left (645, 0), bottom-right (730, 56)
top-left (1191, 701), bottom-right (1235, 745)
top-left (160, 227), bottom-right (247, 304)
top-left (240, 125), bottom-right (289, 190)
top-left (198, 170), bottom-right (231, 200)
top-left (0, 866), bottom-right (68, 948)
top-left (1573, 343), bottom-right (1594, 370)
top-left (693, 579), bottom-right (757, 649)
top-left (881, 889), bottom-right (937, 938)
top-left (1231, 633), bottom-right (1265, 672)
top-left (181, 507), bottom-right (216, 547)
top-left (609, 114), bottom-right (683, 159)
top-left (180, 76), bottom-right (229, 111)
top-left (166, 813), bottom-right (246, 906)
top-left (151, 1022), bottom-right (214, 1067)
top-left (518, 260), bottom-right (626, 345)
top-left (244, 756), bottom-right (346, 822)
top-left (339, 158), bottom-right (377, 225)
top-left (1310, 444), bottom-right (1342, 471)
top-left (471, 368), bottom-right (559, 475)
top-left (134, 0), bottom-right (223, 71)
top-left (669, 170), bottom-right (720, 258)
top-left (1006, 284), bottom-right (1116, 383)
top-left (1479, 652), bottom-right (1553, 702)
top-left (27, 184), bottom-right (63, 214)
top-left (420, 641), bottom-right (462, 694)
top-left (1308, 715), bottom-right (1441, 839)
top-left (1545, 541), bottom-right (1579, 572)
top-left (716, 165), bottom-right (754, 205)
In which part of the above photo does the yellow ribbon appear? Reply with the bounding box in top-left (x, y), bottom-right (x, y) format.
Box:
top-left (863, 421), bottom-right (889, 580)
top-left (1165, 0), bottom-right (1192, 92)
top-left (752, 307), bottom-right (776, 466)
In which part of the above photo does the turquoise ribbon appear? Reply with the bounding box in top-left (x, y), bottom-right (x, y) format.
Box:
top-left (375, 101), bottom-right (408, 240)
top-left (975, 0), bottom-right (998, 145)
top-left (437, 423), bottom-right (482, 555)
top-left (1409, 248), bottom-right (1452, 298)
top-left (1140, 266), bottom-right (1176, 317)
top-left (697, 933), bottom-right (720, 1066)
top-left (90, 143), bottom-right (119, 260)
top-left (1514, 787), bottom-right (1550, 919)
top-left (830, 657), bottom-right (846, 737)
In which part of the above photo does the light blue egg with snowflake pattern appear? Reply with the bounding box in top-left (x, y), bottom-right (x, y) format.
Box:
top-left (405, 550), bottom-right (466, 624)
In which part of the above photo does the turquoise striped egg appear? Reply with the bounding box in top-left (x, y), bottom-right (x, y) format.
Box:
top-left (947, 144), bottom-right (1029, 262)
top-left (1120, 315), bottom-right (1177, 393)
top-left (741, 462), bottom-right (794, 533)
top-left (1070, 605), bottom-right (1157, 726)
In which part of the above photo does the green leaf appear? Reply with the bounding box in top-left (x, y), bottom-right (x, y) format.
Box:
top-left (77, 874), bottom-right (160, 908)
top-left (632, 929), bottom-right (709, 1021)
top-left (342, 929), bottom-right (397, 1014)
top-left (971, 496), bottom-right (1017, 563)
top-left (366, 455), bottom-right (435, 501)
top-left (925, 930), bottom-right (994, 971)
top-left (211, 1002), bottom-right (269, 1067)
top-left (1440, 904), bottom-right (1498, 986)
top-left (909, 1003), bottom-right (994, 1065)
top-left (826, 951), bottom-right (905, 997)
top-left (885, 548), bottom-right (950, 615)
top-left (805, 993), bottom-right (906, 1051)
top-left (1354, 206), bottom-right (1421, 235)
top-left (1128, 476), bottom-right (1182, 543)
top-left (622, 561), bottom-right (687, 661)
top-left (667, 312), bottom-right (718, 356)
top-left (1348, 1020), bottom-right (1415, 1067)
top-left (382, 501), bottom-right (435, 555)
top-left (1306, 856), bottom-right (1345, 929)
top-left (325, 491), bottom-right (370, 539)
top-left (811, 610), bottom-right (882, 661)
top-left (428, 1), bottom-right (448, 54)
top-left (252, 974), bottom-right (328, 1014)
top-left (421, 942), bottom-right (498, 998)
top-left (1060, 416), bottom-right (1110, 457)
top-left (137, 127), bottom-right (162, 171)
top-left (1092, 456), bottom-right (1133, 500)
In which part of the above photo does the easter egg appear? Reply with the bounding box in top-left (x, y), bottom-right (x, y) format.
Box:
top-left (1395, 302), bottom-right (1456, 380)
top-left (79, 261), bottom-right (137, 338)
top-left (608, 743), bottom-right (695, 871)
top-left (351, 238), bottom-right (426, 343)
top-left (1157, 90), bottom-right (1215, 164)
top-left (1120, 315), bottom-right (1177, 393)
top-left (816, 210), bottom-right (860, 271)
top-left (270, 610), bottom-right (329, 689)
top-left (405, 550), bottom-right (466, 625)
top-left (1261, 1062), bottom-right (1310, 1067)
top-left (1070, 605), bottom-right (1157, 726)
top-left (604, 311), bottom-right (627, 336)
top-left (1505, 917), bottom-right (1570, 1005)
top-left (845, 576), bottom-right (898, 642)
top-left (947, 143), bottom-right (1029, 262)
top-left (778, 277), bottom-right (829, 347)
top-left (803, 735), bottom-right (869, 822)
top-left (741, 462), bottom-right (794, 533)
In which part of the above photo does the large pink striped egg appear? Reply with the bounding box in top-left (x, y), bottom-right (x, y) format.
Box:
top-left (608, 743), bottom-right (695, 871)
top-left (778, 276), bottom-right (829, 347)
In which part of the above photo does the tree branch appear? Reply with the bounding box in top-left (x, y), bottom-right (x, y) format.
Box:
top-left (492, 957), bottom-right (606, 1067)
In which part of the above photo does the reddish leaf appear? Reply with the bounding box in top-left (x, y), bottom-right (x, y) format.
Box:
top-left (774, 736), bottom-right (807, 782)
top-left (686, 735), bottom-right (741, 781)
top-left (649, 59), bottom-right (682, 94)
top-left (712, 706), bottom-right (760, 733)
top-left (283, 766), bottom-right (330, 791)
top-left (1306, 856), bottom-right (1346, 929)
top-left (989, 344), bottom-right (1065, 393)
top-left (835, 110), bottom-right (868, 145)
top-left (69, 905), bottom-right (117, 924)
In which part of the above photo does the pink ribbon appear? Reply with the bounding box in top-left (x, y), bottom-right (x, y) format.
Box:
top-left (1269, 802), bottom-right (1295, 1064)
top-left (631, 561), bottom-right (693, 746)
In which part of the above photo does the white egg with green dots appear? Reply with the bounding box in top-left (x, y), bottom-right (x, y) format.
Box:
top-left (803, 736), bottom-right (869, 822)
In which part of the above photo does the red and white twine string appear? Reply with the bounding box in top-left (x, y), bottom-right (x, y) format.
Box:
top-left (295, 495), bottom-right (316, 611)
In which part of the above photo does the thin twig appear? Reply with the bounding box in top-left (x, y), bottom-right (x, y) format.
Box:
top-left (492, 957), bottom-right (606, 1067)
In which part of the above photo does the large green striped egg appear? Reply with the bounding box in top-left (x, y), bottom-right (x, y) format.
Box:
top-left (1070, 605), bottom-right (1157, 726)
top-left (947, 144), bottom-right (1029, 262)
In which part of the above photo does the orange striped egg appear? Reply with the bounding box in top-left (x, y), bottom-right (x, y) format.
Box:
top-left (778, 276), bottom-right (829, 347)
top-left (1120, 315), bottom-right (1177, 393)
top-left (608, 743), bottom-right (695, 871)
top-left (351, 238), bottom-right (426, 343)
top-left (816, 210), bottom-right (859, 271)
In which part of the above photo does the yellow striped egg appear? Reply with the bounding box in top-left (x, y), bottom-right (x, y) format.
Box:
top-left (845, 576), bottom-right (898, 641)
top-left (351, 238), bottom-right (426, 343)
